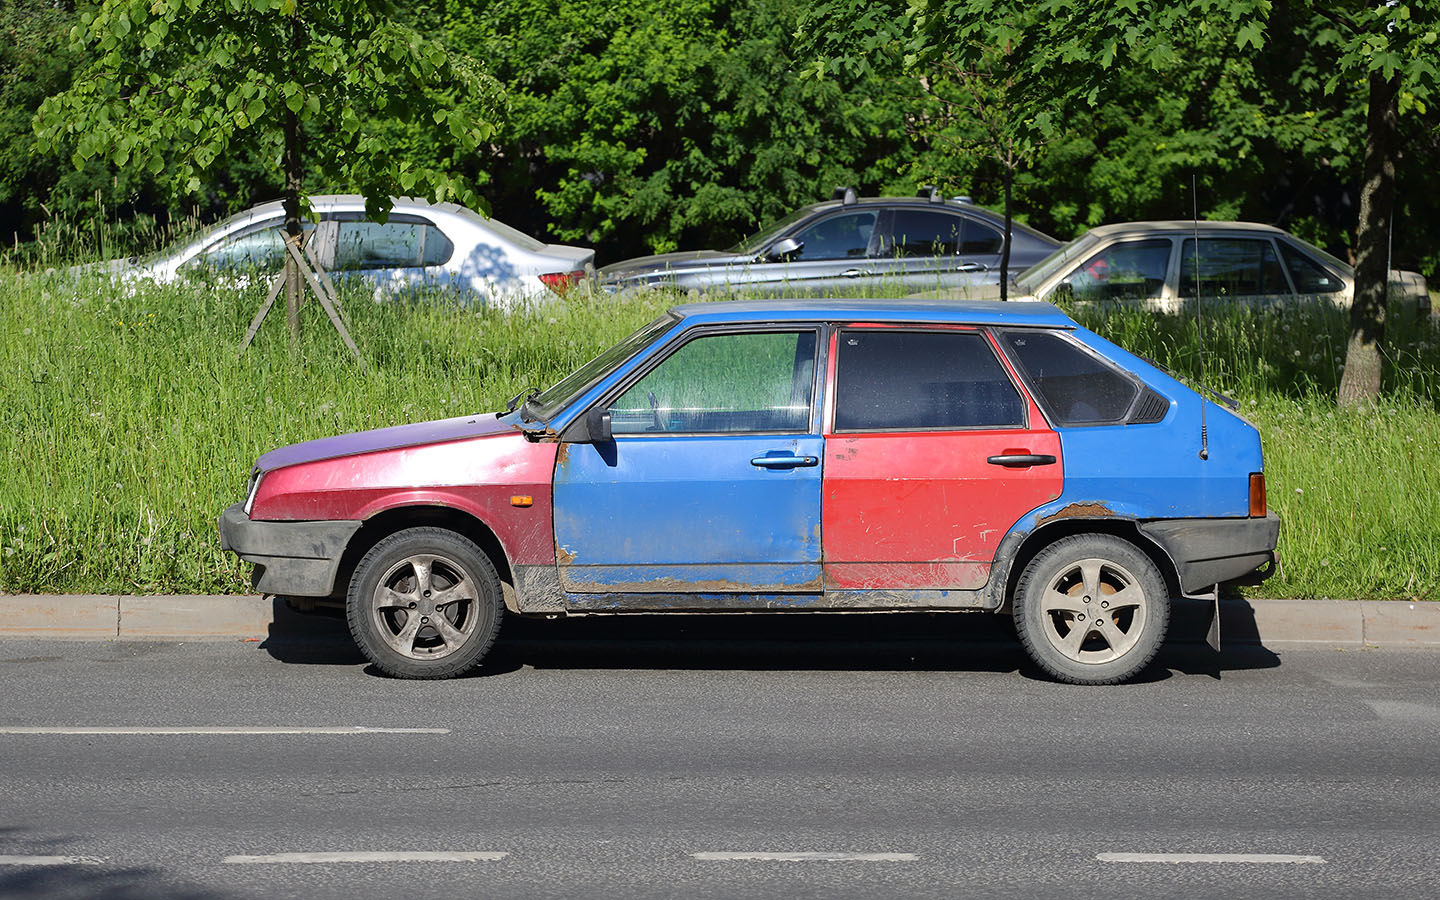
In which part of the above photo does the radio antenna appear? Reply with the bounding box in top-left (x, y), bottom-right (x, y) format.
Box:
top-left (1194, 173), bottom-right (1209, 461)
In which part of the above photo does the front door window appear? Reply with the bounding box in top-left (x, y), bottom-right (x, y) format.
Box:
top-left (610, 331), bottom-right (815, 434)
top-left (1061, 239), bottom-right (1171, 302)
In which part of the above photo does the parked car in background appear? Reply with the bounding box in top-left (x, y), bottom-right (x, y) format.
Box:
top-left (1010, 221), bottom-right (1431, 315)
top-left (596, 188), bottom-right (1059, 296)
top-left (89, 196), bottom-right (594, 308)
top-left (220, 297), bottom-right (1278, 686)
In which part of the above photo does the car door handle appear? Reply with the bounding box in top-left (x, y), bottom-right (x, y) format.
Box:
top-left (840, 268), bottom-right (869, 278)
top-left (751, 454), bottom-right (820, 469)
top-left (955, 262), bottom-right (987, 272)
top-left (987, 453), bottom-right (1057, 468)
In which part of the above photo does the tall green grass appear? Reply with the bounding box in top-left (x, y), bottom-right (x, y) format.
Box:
top-left (1, 268), bottom-right (1436, 599)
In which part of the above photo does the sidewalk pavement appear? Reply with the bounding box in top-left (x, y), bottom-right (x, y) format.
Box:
top-left (0, 594), bottom-right (1436, 646)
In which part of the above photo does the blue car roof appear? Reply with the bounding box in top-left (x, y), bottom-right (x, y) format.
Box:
top-left (668, 298), bottom-right (1076, 328)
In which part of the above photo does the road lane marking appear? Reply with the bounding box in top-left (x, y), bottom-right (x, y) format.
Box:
top-left (223, 851), bottom-right (507, 864)
top-left (1098, 853), bottom-right (1325, 864)
top-left (0, 726), bottom-right (448, 735)
top-left (692, 852), bottom-right (917, 862)
top-left (0, 855), bottom-right (104, 866)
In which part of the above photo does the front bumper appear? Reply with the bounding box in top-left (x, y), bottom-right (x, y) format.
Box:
top-left (1139, 512), bottom-right (1281, 593)
top-left (217, 503), bottom-right (362, 597)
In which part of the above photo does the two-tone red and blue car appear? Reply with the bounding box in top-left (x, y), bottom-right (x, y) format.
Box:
top-left (219, 299), bottom-right (1279, 684)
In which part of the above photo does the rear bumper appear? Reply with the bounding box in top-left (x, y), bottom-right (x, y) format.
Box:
top-left (217, 503), bottom-right (361, 597)
top-left (1140, 513), bottom-right (1281, 593)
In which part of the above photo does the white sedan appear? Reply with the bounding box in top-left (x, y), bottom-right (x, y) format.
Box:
top-left (1010, 221), bottom-right (1430, 315)
top-left (103, 195), bottom-right (594, 309)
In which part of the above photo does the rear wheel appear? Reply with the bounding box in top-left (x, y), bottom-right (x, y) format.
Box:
top-left (1013, 534), bottom-right (1168, 685)
top-left (346, 527), bottom-right (503, 679)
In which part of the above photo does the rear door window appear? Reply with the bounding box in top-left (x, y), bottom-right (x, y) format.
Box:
top-left (833, 330), bottom-right (1025, 431)
top-left (1000, 330), bottom-right (1139, 426)
top-left (1180, 237), bottom-right (1289, 297)
top-left (334, 216), bottom-right (454, 270)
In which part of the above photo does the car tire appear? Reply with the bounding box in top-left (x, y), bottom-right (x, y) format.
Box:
top-left (346, 527), bottom-right (504, 680)
top-left (1012, 534), bottom-right (1169, 685)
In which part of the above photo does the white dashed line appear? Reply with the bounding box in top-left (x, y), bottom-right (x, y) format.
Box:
top-left (222, 851), bottom-right (508, 864)
top-left (0, 726), bottom-right (448, 735)
top-left (692, 852), bottom-right (917, 862)
top-left (0, 855), bottom-right (104, 866)
top-left (1098, 853), bottom-right (1325, 864)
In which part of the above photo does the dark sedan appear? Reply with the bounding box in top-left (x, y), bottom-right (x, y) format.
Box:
top-left (597, 188), bottom-right (1059, 297)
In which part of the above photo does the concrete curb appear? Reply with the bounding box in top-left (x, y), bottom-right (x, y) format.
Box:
top-left (0, 594), bottom-right (1437, 646)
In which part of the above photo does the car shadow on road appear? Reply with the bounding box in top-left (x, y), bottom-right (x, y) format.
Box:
top-left (259, 596), bottom-right (1281, 682)
top-left (0, 827), bottom-right (233, 900)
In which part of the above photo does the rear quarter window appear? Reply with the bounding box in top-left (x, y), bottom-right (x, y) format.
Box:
top-left (1001, 330), bottom-right (1140, 426)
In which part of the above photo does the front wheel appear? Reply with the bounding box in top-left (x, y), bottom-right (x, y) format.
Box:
top-left (346, 527), bottom-right (504, 679)
top-left (1012, 534), bottom-right (1169, 685)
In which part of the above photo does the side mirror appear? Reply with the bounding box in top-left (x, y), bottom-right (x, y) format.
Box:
top-left (583, 407), bottom-right (613, 443)
top-left (765, 237), bottom-right (802, 261)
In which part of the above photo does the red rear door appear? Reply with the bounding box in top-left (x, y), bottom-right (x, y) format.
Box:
top-left (821, 326), bottom-right (1061, 592)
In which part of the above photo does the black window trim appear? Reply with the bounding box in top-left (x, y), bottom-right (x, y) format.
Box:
top-left (829, 325), bottom-right (1031, 434)
top-left (583, 322), bottom-right (828, 438)
top-left (995, 326), bottom-right (1157, 428)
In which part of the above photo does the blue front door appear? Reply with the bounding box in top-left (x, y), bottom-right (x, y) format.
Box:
top-left (552, 328), bottom-right (823, 606)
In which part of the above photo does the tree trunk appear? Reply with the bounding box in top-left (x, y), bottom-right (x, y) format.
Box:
top-left (1000, 165), bottom-right (1013, 302)
top-left (1337, 70), bottom-right (1398, 407)
top-left (282, 12), bottom-right (305, 340)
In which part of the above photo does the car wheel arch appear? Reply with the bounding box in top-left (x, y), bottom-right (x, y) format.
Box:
top-left (332, 505), bottom-right (515, 609)
top-left (989, 517), bottom-right (1182, 613)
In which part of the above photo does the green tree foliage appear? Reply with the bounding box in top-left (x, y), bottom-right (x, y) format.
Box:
top-left (33, 0), bottom-right (502, 330)
top-left (802, 0), bottom-right (1440, 403)
top-left (440, 0), bottom-right (912, 261)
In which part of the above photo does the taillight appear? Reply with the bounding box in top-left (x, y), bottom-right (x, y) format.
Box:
top-left (1249, 472), bottom-right (1266, 517)
top-left (539, 270), bottom-right (584, 296)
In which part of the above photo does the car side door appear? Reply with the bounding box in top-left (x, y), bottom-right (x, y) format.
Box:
top-left (869, 209), bottom-right (1004, 294)
top-left (740, 211), bottom-right (881, 295)
top-left (552, 326), bottom-right (825, 607)
top-left (821, 326), bottom-right (1062, 602)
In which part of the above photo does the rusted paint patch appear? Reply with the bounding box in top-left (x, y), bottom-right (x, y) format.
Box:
top-left (1037, 501), bottom-right (1114, 527)
top-left (555, 442), bottom-right (570, 466)
top-left (557, 545), bottom-right (577, 565)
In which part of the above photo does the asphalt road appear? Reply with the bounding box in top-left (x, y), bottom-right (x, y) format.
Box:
top-left (1, 614), bottom-right (1437, 900)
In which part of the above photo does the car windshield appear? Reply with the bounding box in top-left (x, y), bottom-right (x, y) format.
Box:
top-left (1014, 233), bottom-right (1101, 293)
top-left (726, 205), bottom-right (822, 254)
top-left (525, 312), bottom-right (678, 422)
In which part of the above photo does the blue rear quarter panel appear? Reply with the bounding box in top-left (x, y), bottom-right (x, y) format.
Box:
top-left (1019, 326), bottom-right (1262, 529)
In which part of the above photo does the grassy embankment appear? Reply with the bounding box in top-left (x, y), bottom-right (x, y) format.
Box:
top-left (1, 269), bottom-right (1436, 599)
